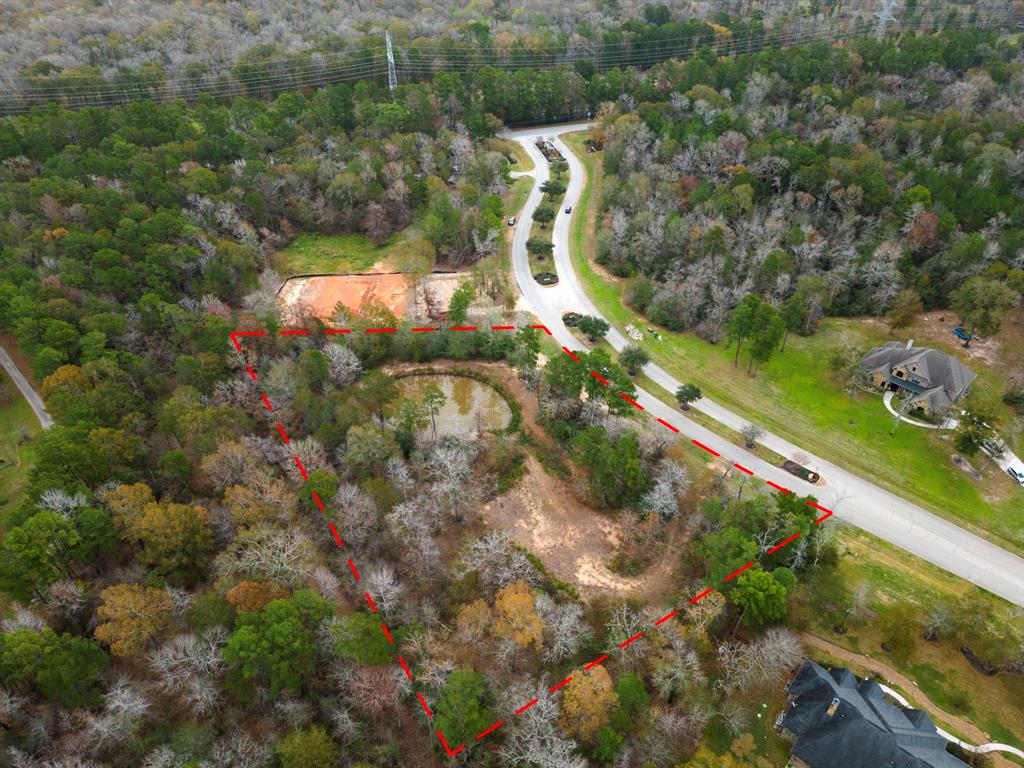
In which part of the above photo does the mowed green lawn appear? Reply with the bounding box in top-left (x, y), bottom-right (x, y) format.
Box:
top-left (506, 176), bottom-right (532, 218)
top-left (563, 133), bottom-right (1024, 552)
top-left (0, 365), bottom-right (39, 530)
top-left (275, 233), bottom-right (398, 276)
top-left (489, 137), bottom-right (535, 172)
top-left (806, 528), bottom-right (1024, 747)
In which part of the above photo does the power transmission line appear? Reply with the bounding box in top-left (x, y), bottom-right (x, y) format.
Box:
top-left (386, 30), bottom-right (398, 92)
top-left (0, 13), bottom-right (1019, 115)
top-left (875, 0), bottom-right (902, 38)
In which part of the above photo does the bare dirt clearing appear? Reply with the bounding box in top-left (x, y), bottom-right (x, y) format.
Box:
top-left (277, 269), bottom-right (491, 322)
top-left (481, 455), bottom-right (676, 600)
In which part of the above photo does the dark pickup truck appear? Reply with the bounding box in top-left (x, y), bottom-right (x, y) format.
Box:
top-left (782, 460), bottom-right (821, 484)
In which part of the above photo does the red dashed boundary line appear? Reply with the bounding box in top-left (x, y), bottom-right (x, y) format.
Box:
top-left (229, 324), bottom-right (833, 757)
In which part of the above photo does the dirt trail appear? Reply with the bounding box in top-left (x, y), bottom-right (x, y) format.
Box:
top-left (801, 633), bottom-right (1017, 768)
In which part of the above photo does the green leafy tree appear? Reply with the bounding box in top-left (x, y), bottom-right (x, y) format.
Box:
top-left (780, 292), bottom-right (808, 351)
top-left (953, 407), bottom-right (995, 457)
top-left (356, 370), bottom-right (399, 426)
top-left (697, 527), bottom-right (758, 586)
top-left (675, 383), bottom-right (702, 410)
top-left (887, 288), bottom-right (923, 334)
top-left (618, 345), bottom-right (649, 375)
top-left (300, 468), bottom-right (340, 513)
top-left (422, 383), bottom-right (447, 442)
top-left (540, 179), bottom-right (566, 196)
top-left (582, 348), bottom-right (637, 414)
top-left (533, 205), bottom-right (556, 225)
top-left (0, 511), bottom-right (79, 601)
top-left (342, 425), bottom-right (399, 477)
top-left (732, 568), bottom-right (791, 630)
top-left (277, 726), bottom-right (338, 768)
top-left (950, 276), bottom-right (1017, 346)
top-left (223, 590), bottom-right (334, 697)
top-left (447, 280), bottom-right (476, 325)
top-left (526, 237), bottom-right (554, 257)
top-left (577, 315), bottom-right (610, 342)
top-left (433, 668), bottom-right (494, 748)
top-left (137, 503), bottom-right (214, 585)
top-left (727, 293), bottom-right (761, 366)
top-left (333, 611), bottom-right (395, 665)
top-left (878, 604), bottom-right (919, 660)
top-left (571, 426), bottom-right (649, 508)
top-left (297, 349), bottom-right (330, 393)
top-left (35, 631), bottom-right (109, 707)
top-left (746, 301), bottom-right (785, 375)
top-left (392, 397), bottom-right (429, 455)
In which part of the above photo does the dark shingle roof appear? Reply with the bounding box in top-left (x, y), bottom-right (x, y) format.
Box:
top-left (859, 341), bottom-right (976, 410)
top-left (780, 662), bottom-right (970, 768)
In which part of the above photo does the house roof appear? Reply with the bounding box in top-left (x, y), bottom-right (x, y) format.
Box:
top-left (781, 661), bottom-right (969, 768)
top-left (860, 341), bottom-right (976, 409)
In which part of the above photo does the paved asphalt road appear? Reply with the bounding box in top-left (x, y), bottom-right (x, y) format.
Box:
top-left (0, 345), bottom-right (53, 429)
top-left (502, 123), bottom-right (1024, 607)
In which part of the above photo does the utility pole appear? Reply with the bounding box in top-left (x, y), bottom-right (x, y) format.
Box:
top-left (385, 30), bottom-right (397, 92)
top-left (874, 0), bottom-right (900, 38)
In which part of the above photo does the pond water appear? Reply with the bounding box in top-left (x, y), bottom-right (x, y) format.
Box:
top-left (397, 374), bottom-right (512, 436)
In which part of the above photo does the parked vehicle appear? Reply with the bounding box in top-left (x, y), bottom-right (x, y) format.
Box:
top-left (507, 216), bottom-right (516, 226)
top-left (782, 460), bottom-right (821, 484)
top-left (564, 205), bottom-right (572, 213)
top-left (1007, 467), bottom-right (1024, 486)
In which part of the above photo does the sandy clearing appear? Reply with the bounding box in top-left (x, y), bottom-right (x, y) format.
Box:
top-left (481, 455), bottom-right (676, 600)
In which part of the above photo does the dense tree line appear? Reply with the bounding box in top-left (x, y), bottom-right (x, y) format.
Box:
top-left (589, 28), bottom-right (1023, 346)
top-left (2, 23), bottom-right (1019, 768)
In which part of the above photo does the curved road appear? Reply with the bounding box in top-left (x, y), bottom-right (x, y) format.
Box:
top-left (501, 123), bottom-right (1024, 607)
top-left (0, 345), bottom-right (53, 429)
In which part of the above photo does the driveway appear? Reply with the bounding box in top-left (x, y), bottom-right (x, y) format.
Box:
top-left (502, 123), bottom-right (1024, 607)
top-left (802, 633), bottom-right (1024, 765)
top-left (0, 345), bottom-right (53, 429)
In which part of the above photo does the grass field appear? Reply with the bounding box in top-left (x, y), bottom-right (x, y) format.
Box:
top-left (505, 176), bottom-right (532, 219)
top-left (563, 133), bottom-right (1024, 553)
top-left (274, 233), bottom-right (400, 276)
top-left (802, 525), bottom-right (1024, 750)
top-left (489, 137), bottom-right (535, 172)
top-left (0, 363), bottom-right (39, 530)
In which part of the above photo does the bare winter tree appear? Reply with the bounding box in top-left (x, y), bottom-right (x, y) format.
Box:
top-left (210, 732), bottom-right (273, 768)
top-left (717, 628), bottom-right (805, 694)
top-left (500, 679), bottom-right (587, 768)
top-left (651, 637), bottom-right (707, 702)
top-left (323, 343), bottom-right (362, 387)
top-left (459, 531), bottom-right (540, 593)
top-left (536, 594), bottom-right (588, 663)
top-left (640, 459), bottom-right (691, 521)
top-left (213, 525), bottom-right (317, 586)
top-left (332, 484), bottom-right (378, 550)
top-left (362, 562), bottom-right (404, 617)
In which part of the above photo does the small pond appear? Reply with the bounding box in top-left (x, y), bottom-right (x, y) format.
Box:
top-left (397, 374), bottom-right (512, 436)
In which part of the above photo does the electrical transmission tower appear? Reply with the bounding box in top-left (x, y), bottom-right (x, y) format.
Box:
top-left (874, 0), bottom-right (900, 38)
top-left (385, 30), bottom-right (397, 92)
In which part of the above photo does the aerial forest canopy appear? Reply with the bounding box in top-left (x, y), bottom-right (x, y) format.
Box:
top-left (0, 18), bottom-right (1022, 768)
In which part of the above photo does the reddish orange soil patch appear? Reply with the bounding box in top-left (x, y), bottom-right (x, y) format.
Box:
top-left (279, 273), bottom-right (412, 321)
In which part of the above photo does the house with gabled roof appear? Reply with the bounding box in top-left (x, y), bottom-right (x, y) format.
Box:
top-left (859, 341), bottom-right (976, 415)
top-left (777, 660), bottom-right (969, 768)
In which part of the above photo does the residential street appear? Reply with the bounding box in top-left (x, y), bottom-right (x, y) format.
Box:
top-left (502, 123), bottom-right (1024, 608)
top-left (0, 344), bottom-right (53, 429)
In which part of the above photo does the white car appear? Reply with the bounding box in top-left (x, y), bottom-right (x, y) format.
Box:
top-left (507, 216), bottom-right (517, 226)
top-left (1008, 467), bottom-right (1024, 487)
